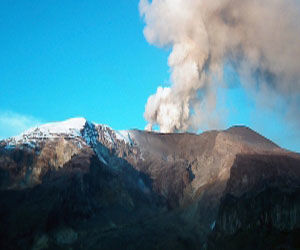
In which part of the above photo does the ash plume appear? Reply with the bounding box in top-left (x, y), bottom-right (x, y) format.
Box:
top-left (139, 0), bottom-right (300, 133)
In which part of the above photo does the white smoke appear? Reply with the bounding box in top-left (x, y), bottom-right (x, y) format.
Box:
top-left (139, 0), bottom-right (300, 132)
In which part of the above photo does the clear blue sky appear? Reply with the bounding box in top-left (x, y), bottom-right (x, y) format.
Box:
top-left (0, 0), bottom-right (299, 152)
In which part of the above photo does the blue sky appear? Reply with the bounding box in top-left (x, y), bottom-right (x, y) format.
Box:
top-left (0, 1), bottom-right (299, 152)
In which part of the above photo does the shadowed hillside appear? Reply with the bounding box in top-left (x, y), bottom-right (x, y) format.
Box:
top-left (0, 119), bottom-right (299, 249)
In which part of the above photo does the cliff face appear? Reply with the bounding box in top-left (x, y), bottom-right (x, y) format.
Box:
top-left (207, 154), bottom-right (300, 250)
top-left (0, 119), bottom-right (299, 250)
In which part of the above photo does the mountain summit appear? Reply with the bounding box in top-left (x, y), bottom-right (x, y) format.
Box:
top-left (0, 118), bottom-right (299, 250)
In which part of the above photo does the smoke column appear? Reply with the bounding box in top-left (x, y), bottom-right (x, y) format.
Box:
top-left (139, 0), bottom-right (300, 133)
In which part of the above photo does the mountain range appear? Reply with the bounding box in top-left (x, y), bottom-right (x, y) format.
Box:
top-left (0, 118), bottom-right (299, 250)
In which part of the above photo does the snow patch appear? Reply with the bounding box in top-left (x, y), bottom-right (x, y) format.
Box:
top-left (115, 130), bottom-right (133, 145)
top-left (7, 118), bottom-right (87, 145)
top-left (22, 117), bottom-right (86, 137)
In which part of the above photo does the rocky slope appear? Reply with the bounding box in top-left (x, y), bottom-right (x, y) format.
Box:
top-left (0, 118), bottom-right (299, 249)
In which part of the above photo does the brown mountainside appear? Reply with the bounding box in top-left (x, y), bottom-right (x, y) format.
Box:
top-left (0, 119), bottom-right (299, 250)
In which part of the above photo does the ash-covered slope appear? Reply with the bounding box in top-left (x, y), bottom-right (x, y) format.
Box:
top-left (0, 118), bottom-right (299, 250)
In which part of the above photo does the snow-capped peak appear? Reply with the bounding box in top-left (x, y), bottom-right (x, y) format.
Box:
top-left (8, 117), bottom-right (87, 144)
top-left (29, 117), bottom-right (86, 135)
top-left (2, 117), bottom-right (138, 156)
top-left (2, 117), bottom-right (141, 166)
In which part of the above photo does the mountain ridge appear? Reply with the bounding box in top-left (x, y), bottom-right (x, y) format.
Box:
top-left (2, 117), bottom-right (283, 153)
top-left (0, 118), bottom-right (299, 249)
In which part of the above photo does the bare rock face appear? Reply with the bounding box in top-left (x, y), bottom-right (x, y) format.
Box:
top-left (0, 119), bottom-right (299, 250)
top-left (207, 153), bottom-right (300, 250)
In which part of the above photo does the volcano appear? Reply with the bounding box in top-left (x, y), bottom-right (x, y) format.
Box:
top-left (0, 118), bottom-right (299, 250)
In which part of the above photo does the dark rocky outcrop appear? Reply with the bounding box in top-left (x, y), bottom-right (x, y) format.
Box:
top-left (207, 154), bottom-right (300, 250)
